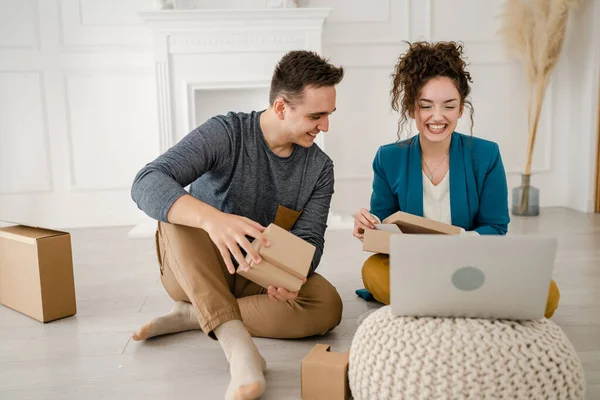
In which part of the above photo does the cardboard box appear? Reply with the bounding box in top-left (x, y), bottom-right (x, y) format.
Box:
top-left (301, 344), bottom-right (350, 400)
top-left (383, 210), bottom-right (462, 234)
top-left (0, 225), bottom-right (77, 322)
top-left (363, 211), bottom-right (462, 254)
top-left (237, 223), bottom-right (316, 292)
top-left (362, 228), bottom-right (400, 255)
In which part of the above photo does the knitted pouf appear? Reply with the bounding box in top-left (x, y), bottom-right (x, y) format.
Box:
top-left (349, 306), bottom-right (586, 399)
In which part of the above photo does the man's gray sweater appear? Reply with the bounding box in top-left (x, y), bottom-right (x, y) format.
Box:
top-left (131, 110), bottom-right (334, 271)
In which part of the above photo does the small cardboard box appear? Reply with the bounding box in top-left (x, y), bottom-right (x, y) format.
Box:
top-left (363, 211), bottom-right (462, 254)
top-left (383, 211), bottom-right (463, 235)
top-left (301, 344), bottom-right (350, 400)
top-left (237, 223), bottom-right (316, 292)
top-left (362, 228), bottom-right (400, 255)
top-left (0, 225), bottom-right (77, 322)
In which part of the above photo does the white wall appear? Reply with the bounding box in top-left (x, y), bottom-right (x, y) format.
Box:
top-left (561, 0), bottom-right (600, 213)
top-left (312, 0), bottom-right (600, 217)
top-left (0, 0), bottom-right (598, 229)
top-left (0, 0), bottom-right (158, 229)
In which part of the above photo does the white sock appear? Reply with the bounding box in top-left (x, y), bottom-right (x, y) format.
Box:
top-left (214, 319), bottom-right (267, 400)
top-left (131, 301), bottom-right (200, 341)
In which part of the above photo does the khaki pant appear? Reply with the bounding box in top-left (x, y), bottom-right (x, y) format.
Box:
top-left (155, 221), bottom-right (343, 339)
top-left (361, 253), bottom-right (561, 319)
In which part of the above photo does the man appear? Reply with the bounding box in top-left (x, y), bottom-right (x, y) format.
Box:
top-left (130, 50), bottom-right (344, 400)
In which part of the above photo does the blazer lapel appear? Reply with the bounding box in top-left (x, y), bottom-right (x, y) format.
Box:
top-left (406, 135), bottom-right (424, 217)
top-left (449, 132), bottom-right (470, 229)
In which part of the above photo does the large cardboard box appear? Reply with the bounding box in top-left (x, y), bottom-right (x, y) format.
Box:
top-left (301, 344), bottom-right (350, 400)
top-left (363, 211), bottom-right (462, 254)
top-left (237, 223), bottom-right (316, 292)
top-left (0, 225), bottom-right (77, 322)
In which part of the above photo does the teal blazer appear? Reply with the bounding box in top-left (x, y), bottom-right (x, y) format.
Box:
top-left (370, 132), bottom-right (510, 235)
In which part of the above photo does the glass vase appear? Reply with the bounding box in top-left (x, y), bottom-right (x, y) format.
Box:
top-left (512, 174), bottom-right (539, 216)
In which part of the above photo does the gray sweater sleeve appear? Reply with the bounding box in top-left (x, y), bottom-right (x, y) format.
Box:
top-left (290, 159), bottom-right (335, 273)
top-left (131, 118), bottom-right (232, 222)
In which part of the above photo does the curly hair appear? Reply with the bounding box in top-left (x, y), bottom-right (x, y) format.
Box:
top-left (269, 50), bottom-right (344, 107)
top-left (391, 41), bottom-right (474, 140)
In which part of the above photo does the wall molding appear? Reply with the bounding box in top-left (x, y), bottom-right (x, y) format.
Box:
top-left (322, 0), bottom-right (410, 45)
top-left (0, 0), bottom-right (41, 51)
top-left (59, 0), bottom-right (152, 50)
top-left (168, 32), bottom-right (305, 54)
top-left (139, 8), bottom-right (333, 27)
top-left (62, 68), bottom-right (154, 192)
top-left (76, 0), bottom-right (143, 27)
top-left (0, 70), bottom-right (53, 195)
top-left (156, 59), bottom-right (173, 154)
top-left (321, 0), bottom-right (392, 25)
top-left (426, 0), bottom-right (503, 45)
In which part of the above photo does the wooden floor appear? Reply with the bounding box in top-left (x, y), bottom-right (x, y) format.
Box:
top-left (0, 207), bottom-right (598, 399)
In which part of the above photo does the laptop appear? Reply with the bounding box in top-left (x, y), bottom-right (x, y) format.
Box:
top-left (389, 234), bottom-right (557, 320)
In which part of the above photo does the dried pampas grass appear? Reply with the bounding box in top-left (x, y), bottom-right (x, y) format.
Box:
top-left (499, 0), bottom-right (580, 212)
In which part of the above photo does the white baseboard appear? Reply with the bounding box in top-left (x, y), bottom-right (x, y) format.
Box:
top-left (127, 212), bottom-right (354, 239)
top-left (587, 199), bottom-right (596, 213)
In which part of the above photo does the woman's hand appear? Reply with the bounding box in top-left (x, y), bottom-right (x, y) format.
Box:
top-left (353, 208), bottom-right (379, 240)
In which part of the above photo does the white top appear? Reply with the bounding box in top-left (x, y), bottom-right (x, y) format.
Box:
top-left (422, 171), bottom-right (452, 224)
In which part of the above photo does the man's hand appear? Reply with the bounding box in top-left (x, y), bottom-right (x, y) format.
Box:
top-left (353, 207), bottom-right (378, 240)
top-left (267, 286), bottom-right (300, 302)
top-left (165, 195), bottom-right (270, 273)
top-left (202, 210), bottom-right (270, 275)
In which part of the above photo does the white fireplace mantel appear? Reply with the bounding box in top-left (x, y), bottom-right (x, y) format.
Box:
top-left (139, 7), bottom-right (332, 153)
top-left (139, 8), bottom-right (334, 31)
top-left (129, 7), bottom-right (353, 238)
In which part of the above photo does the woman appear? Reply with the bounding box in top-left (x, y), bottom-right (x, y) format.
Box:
top-left (353, 41), bottom-right (560, 318)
